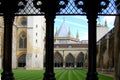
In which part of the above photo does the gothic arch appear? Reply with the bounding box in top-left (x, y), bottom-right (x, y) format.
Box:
top-left (17, 51), bottom-right (26, 59)
top-left (17, 53), bottom-right (26, 67)
top-left (19, 31), bottom-right (27, 49)
top-left (76, 52), bottom-right (84, 68)
top-left (65, 53), bottom-right (75, 67)
top-left (54, 52), bottom-right (63, 67)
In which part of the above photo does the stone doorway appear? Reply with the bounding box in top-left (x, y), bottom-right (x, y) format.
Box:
top-left (18, 54), bottom-right (26, 68)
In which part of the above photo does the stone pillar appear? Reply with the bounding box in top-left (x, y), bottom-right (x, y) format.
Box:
top-left (86, 12), bottom-right (98, 80)
top-left (43, 13), bottom-right (56, 80)
top-left (1, 11), bottom-right (15, 80)
top-left (74, 0), bottom-right (109, 79)
top-left (114, 16), bottom-right (120, 80)
top-left (74, 54), bottom-right (77, 68)
top-left (1, 0), bottom-right (19, 79)
top-left (63, 50), bottom-right (66, 68)
top-left (33, 0), bottom-right (68, 79)
top-left (74, 62), bottom-right (77, 68)
top-left (114, 1), bottom-right (120, 80)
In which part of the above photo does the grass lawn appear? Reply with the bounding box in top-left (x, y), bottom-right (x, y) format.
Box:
top-left (0, 69), bottom-right (113, 80)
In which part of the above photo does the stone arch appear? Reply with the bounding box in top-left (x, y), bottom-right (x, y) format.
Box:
top-left (76, 52), bottom-right (84, 68)
top-left (54, 52), bottom-right (63, 67)
top-left (19, 31), bottom-right (27, 49)
top-left (17, 53), bottom-right (26, 67)
top-left (65, 53), bottom-right (75, 68)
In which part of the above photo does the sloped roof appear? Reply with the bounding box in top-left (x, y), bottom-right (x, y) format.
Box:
top-left (58, 20), bottom-right (69, 37)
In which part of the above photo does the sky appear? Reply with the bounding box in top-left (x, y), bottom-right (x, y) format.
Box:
top-left (54, 16), bottom-right (115, 40)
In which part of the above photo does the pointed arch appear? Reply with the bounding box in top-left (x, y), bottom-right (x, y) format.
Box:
top-left (19, 31), bottom-right (27, 49)
top-left (54, 52), bottom-right (63, 67)
top-left (76, 52), bottom-right (84, 68)
top-left (65, 53), bottom-right (75, 67)
top-left (18, 54), bottom-right (26, 67)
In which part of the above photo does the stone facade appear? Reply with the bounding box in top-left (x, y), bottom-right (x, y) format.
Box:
top-left (114, 16), bottom-right (120, 80)
top-left (0, 16), bottom-right (46, 69)
top-left (0, 16), bottom-right (111, 69)
top-left (0, 16), bottom-right (87, 69)
top-left (97, 21), bottom-right (109, 41)
top-left (96, 16), bottom-right (120, 80)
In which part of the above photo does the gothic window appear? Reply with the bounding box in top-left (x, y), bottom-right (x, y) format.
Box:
top-left (76, 52), bottom-right (84, 67)
top-left (65, 53), bottom-right (75, 67)
top-left (54, 52), bottom-right (63, 67)
top-left (19, 32), bottom-right (27, 49)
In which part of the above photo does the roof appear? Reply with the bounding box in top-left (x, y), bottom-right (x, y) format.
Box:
top-left (58, 20), bottom-right (69, 37)
top-left (54, 44), bottom-right (88, 48)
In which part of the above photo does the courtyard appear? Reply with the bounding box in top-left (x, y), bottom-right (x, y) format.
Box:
top-left (0, 69), bottom-right (113, 80)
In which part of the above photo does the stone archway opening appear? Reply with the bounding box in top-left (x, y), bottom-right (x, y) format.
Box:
top-left (65, 53), bottom-right (75, 68)
top-left (18, 54), bottom-right (26, 68)
top-left (54, 52), bottom-right (63, 68)
top-left (76, 52), bottom-right (84, 68)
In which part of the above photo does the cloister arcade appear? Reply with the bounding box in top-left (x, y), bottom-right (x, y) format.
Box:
top-left (44, 51), bottom-right (87, 69)
top-left (0, 0), bottom-right (119, 80)
top-left (97, 28), bottom-right (114, 70)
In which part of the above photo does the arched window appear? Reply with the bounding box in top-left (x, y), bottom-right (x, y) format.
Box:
top-left (65, 53), bottom-right (75, 68)
top-left (54, 52), bottom-right (63, 68)
top-left (76, 52), bottom-right (84, 68)
top-left (19, 32), bottom-right (27, 49)
top-left (18, 54), bottom-right (26, 67)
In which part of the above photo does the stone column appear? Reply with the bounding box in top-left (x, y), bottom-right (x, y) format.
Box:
top-left (114, 16), bottom-right (119, 80)
top-left (43, 8), bottom-right (56, 80)
top-left (74, 54), bottom-right (77, 68)
top-left (114, 1), bottom-right (120, 80)
top-left (86, 12), bottom-right (98, 80)
top-left (1, 0), bottom-right (18, 79)
top-left (1, 11), bottom-right (15, 80)
top-left (63, 50), bottom-right (66, 68)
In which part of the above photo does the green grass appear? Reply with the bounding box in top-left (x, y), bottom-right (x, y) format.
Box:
top-left (0, 69), bottom-right (113, 80)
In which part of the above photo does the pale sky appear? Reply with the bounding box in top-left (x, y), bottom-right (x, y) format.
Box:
top-left (54, 16), bottom-right (115, 40)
